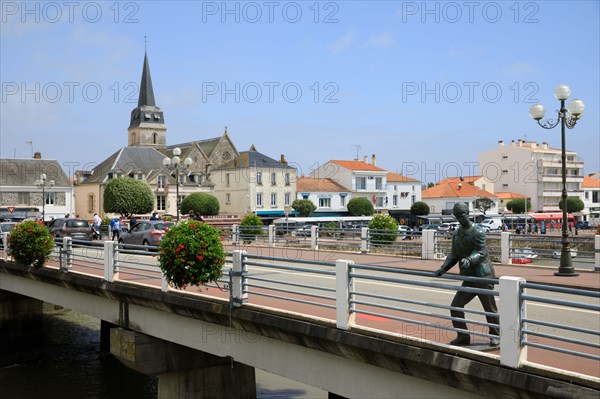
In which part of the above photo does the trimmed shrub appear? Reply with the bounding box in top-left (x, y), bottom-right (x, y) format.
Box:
top-left (368, 214), bottom-right (399, 244)
top-left (292, 199), bottom-right (316, 217)
top-left (8, 220), bottom-right (54, 269)
top-left (180, 193), bottom-right (220, 216)
top-left (347, 197), bottom-right (374, 216)
top-left (103, 178), bottom-right (154, 217)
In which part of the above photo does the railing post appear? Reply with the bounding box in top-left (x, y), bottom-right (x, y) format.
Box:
top-left (231, 250), bottom-right (248, 307)
top-left (268, 224), bottom-right (275, 247)
top-left (422, 229), bottom-right (435, 260)
top-left (104, 240), bottom-right (115, 282)
top-left (161, 271), bottom-right (169, 292)
top-left (232, 224), bottom-right (239, 246)
top-left (310, 225), bottom-right (318, 250)
top-left (62, 237), bottom-right (72, 271)
top-left (336, 259), bottom-right (355, 330)
top-left (595, 235), bottom-right (600, 272)
top-left (499, 276), bottom-right (527, 368)
top-left (501, 232), bottom-right (511, 265)
top-left (1, 232), bottom-right (8, 261)
top-left (360, 227), bottom-right (368, 254)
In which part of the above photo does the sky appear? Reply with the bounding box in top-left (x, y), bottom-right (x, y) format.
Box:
top-left (1, 1), bottom-right (599, 184)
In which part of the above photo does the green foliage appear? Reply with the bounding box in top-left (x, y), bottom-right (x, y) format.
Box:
top-left (473, 197), bottom-right (495, 215)
top-left (8, 220), bottom-right (54, 269)
top-left (558, 197), bottom-right (584, 213)
top-left (292, 199), bottom-right (316, 217)
top-left (101, 216), bottom-right (113, 226)
top-left (239, 213), bottom-right (264, 238)
top-left (506, 198), bottom-right (530, 214)
top-left (368, 214), bottom-right (399, 244)
top-left (410, 201), bottom-right (430, 216)
top-left (157, 219), bottom-right (225, 289)
top-left (180, 193), bottom-right (220, 216)
top-left (347, 197), bottom-right (374, 216)
top-left (103, 178), bottom-right (154, 217)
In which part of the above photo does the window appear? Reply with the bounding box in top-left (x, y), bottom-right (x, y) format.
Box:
top-left (376, 197), bottom-right (384, 207)
top-left (271, 172), bottom-right (277, 186)
top-left (225, 173), bottom-right (230, 187)
top-left (178, 195), bottom-right (186, 205)
top-left (393, 195), bottom-right (398, 206)
top-left (88, 194), bottom-right (95, 212)
top-left (156, 195), bottom-right (166, 211)
top-left (593, 191), bottom-right (599, 203)
top-left (256, 172), bottom-right (262, 185)
top-left (284, 192), bottom-right (291, 206)
top-left (302, 194), bottom-right (309, 200)
top-left (256, 193), bottom-right (263, 207)
top-left (17, 192), bottom-right (29, 205)
top-left (375, 177), bottom-right (383, 190)
top-left (319, 198), bottom-right (331, 208)
top-left (285, 173), bottom-right (290, 185)
top-left (226, 193), bottom-right (231, 204)
top-left (356, 177), bottom-right (366, 190)
top-left (502, 184), bottom-right (509, 189)
top-left (271, 193), bottom-right (277, 207)
top-left (178, 174), bottom-right (185, 184)
top-left (157, 175), bottom-right (166, 189)
top-left (340, 195), bottom-right (346, 207)
top-left (502, 154), bottom-right (508, 159)
top-left (45, 192), bottom-right (56, 205)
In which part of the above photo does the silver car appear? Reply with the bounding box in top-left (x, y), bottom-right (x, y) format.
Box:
top-left (118, 220), bottom-right (173, 249)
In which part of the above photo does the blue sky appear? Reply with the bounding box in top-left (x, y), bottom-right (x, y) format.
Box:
top-left (1, 1), bottom-right (599, 183)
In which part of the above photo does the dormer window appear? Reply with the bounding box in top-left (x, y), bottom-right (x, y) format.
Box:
top-left (144, 113), bottom-right (151, 120)
top-left (153, 113), bottom-right (160, 120)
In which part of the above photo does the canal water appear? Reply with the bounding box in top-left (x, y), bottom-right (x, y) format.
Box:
top-left (0, 304), bottom-right (327, 399)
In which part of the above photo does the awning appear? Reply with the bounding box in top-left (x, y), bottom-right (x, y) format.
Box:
top-left (256, 210), bottom-right (286, 216)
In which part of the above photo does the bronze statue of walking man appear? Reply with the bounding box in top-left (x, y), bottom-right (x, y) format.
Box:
top-left (435, 202), bottom-right (500, 346)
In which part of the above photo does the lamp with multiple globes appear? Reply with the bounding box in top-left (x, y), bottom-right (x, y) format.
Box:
top-left (163, 147), bottom-right (193, 222)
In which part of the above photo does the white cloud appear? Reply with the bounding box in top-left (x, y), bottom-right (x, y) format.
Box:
top-left (329, 31), bottom-right (354, 53)
top-left (365, 32), bottom-right (394, 48)
top-left (503, 62), bottom-right (536, 76)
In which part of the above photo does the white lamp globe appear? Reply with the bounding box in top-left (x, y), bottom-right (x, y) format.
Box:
top-left (567, 99), bottom-right (585, 118)
top-left (184, 157), bottom-right (193, 166)
top-left (173, 147), bottom-right (181, 156)
top-left (172, 156), bottom-right (180, 165)
top-left (554, 84), bottom-right (571, 101)
top-left (529, 104), bottom-right (546, 120)
top-left (163, 157), bottom-right (171, 166)
top-left (40, 173), bottom-right (47, 180)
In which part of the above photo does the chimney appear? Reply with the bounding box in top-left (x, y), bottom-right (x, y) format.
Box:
top-left (371, 154), bottom-right (376, 166)
top-left (542, 142), bottom-right (548, 149)
top-left (363, 155), bottom-right (368, 163)
top-left (33, 152), bottom-right (42, 159)
top-left (530, 142), bottom-right (537, 149)
top-left (511, 140), bottom-right (515, 146)
top-left (518, 139), bottom-right (523, 147)
top-left (280, 154), bottom-right (287, 165)
top-left (498, 140), bottom-right (504, 147)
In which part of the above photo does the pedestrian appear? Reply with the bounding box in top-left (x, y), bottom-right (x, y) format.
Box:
top-left (110, 217), bottom-right (122, 241)
top-left (129, 215), bottom-right (137, 229)
top-left (93, 213), bottom-right (101, 229)
top-left (150, 212), bottom-right (158, 221)
top-left (434, 202), bottom-right (500, 347)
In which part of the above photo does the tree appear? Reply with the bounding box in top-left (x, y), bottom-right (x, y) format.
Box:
top-left (368, 214), bottom-right (399, 245)
top-left (292, 199), bottom-right (316, 217)
top-left (506, 198), bottom-right (530, 214)
top-left (180, 193), bottom-right (220, 216)
top-left (347, 197), bottom-right (374, 216)
top-left (473, 198), bottom-right (495, 215)
top-left (103, 178), bottom-right (154, 217)
top-left (558, 197), bottom-right (584, 213)
top-left (239, 213), bottom-right (264, 243)
top-left (410, 201), bottom-right (430, 216)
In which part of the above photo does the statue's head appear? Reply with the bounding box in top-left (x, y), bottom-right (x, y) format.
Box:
top-left (452, 202), bottom-right (469, 217)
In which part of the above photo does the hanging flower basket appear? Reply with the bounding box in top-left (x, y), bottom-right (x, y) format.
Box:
top-left (8, 220), bottom-right (55, 269)
top-left (157, 219), bottom-right (225, 289)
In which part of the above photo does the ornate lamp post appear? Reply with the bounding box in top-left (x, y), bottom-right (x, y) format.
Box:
top-left (529, 84), bottom-right (585, 276)
top-left (163, 147), bottom-right (193, 222)
top-left (35, 173), bottom-right (55, 221)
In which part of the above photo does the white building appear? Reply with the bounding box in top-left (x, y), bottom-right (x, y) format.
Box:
top-left (582, 175), bottom-right (600, 226)
top-left (385, 172), bottom-right (421, 212)
top-left (296, 177), bottom-right (350, 216)
top-left (421, 179), bottom-right (498, 215)
top-left (479, 140), bottom-right (584, 212)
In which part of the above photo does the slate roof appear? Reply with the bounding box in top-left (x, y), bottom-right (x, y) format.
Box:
top-left (422, 181), bottom-right (496, 199)
top-left (296, 177), bottom-right (349, 192)
top-left (387, 172), bottom-right (420, 183)
top-left (0, 158), bottom-right (71, 187)
top-left (80, 147), bottom-right (169, 184)
top-left (218, 146), bottom-right (293, 170)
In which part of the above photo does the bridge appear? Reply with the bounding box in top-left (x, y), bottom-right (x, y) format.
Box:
top-left (0, 236), bottom-right (598, 398)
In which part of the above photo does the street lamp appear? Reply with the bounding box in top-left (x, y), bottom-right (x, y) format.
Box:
top-left (529, 84), bottom-right (585, 276)
top-left (35, 173), bottom-right (55, 221)
top-left (163, 147), bottom-right (193, 222)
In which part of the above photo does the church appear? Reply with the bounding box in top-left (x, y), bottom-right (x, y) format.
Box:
top-left (74, 52), bottom-right (296, 221)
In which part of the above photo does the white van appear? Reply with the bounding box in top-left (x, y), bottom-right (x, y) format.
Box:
top-left (480, 218), bottom-right (503, 231)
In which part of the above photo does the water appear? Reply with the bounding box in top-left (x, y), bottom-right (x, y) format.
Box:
top-left (0, 304), bottom-right (326, 399)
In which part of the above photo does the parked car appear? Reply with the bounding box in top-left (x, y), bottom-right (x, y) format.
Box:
top-left (552, 249), bottom-right (578, 259)
top-left (574, 221), bottom-right (590, 230)
top-left (479, 218), bottom-right (503, 231)
top-left (47, 218), bottom-right (94, 241)
top-left (397, 225), bottom-right (413, 240)
top-left (0, 222), bottom-right (16, 249)
top-left (294, 225), bottom-right (313, 237)
top-left (118, 220), bottom-right (174, 249)
top-left (418, 224), bottom-right (441, 231)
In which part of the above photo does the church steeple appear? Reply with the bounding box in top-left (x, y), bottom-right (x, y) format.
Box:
top-left (128, 50), bottom-right (166, 148)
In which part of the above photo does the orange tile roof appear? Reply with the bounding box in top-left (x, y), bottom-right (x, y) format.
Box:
top-left (583, 176), bottom-right (600, 188)
top-left (387, 172), bottom-right (420, 183)
top-left (422, 181), bottom-right (496, 199)
top-left (496, 192), bottom-right (527, 200)
top-left (296, 177), bottom-right (349, 192)
top-left (439, 176), bottom-right (482, 184)
top-left (330, 160), bottom-right (386, 172)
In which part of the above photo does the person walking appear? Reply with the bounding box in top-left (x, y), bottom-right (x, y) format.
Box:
top-left (110, 217), bottom-right (122, 241)
top-left (434, 202), bottom-right (500, 347)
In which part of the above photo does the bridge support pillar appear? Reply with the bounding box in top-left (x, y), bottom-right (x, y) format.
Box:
top-left (110, 327), bottom-right (256, 398)
top-left (0, 290), bottom-right (43, 366)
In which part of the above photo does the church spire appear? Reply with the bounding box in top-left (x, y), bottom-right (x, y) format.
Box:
top-left (138, 51), bottom-right (156, 107)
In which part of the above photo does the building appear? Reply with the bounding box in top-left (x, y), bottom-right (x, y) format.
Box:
top-left (478, 140), bottom-right (584, 212)
top-left (211, 146), bottom-right (297, 220)
top-left (582, 175), bottom-right (600, 226)
top-left (495, 192), bottom-right (528, 214)
top-left (0, 154), bottom-right (73, 221)
top-left (385, 172), bottom-right (421, 219)
top-left (437, 175), bottom-right (495, 194)
top-left (74, 52), bottom-right (238, 220)
top-left (295, 177), bottom-right (350, 216)
top-left (421, 179), bottom-right (498, 215)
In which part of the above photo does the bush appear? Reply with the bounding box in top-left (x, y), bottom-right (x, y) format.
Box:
top-left (368, 215), bottom-right (399, 244)
top-left (157, 219), bottom-right (225, 289)
top-left (292, 199), bottom-right (316, 217)
top-left (8, 220), bottom-right (55, 269)
top-left (410, 201), bottom-right (430, 216)
top-left (559, 197), bottom-right (584, 213)
top-left (347, 197), bottom-right (374, 216)
top-left (180, 193), bottom-right (220, 216)
top-left (103, 178), bottom-right (154, 217)
top-left (506, 199), bottom-right (530, 214)
top-left (239, 214), bottom-right (264, 242)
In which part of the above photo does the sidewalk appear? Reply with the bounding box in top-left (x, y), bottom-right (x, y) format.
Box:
top-left (225, 244), bottom-right (600, 290)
